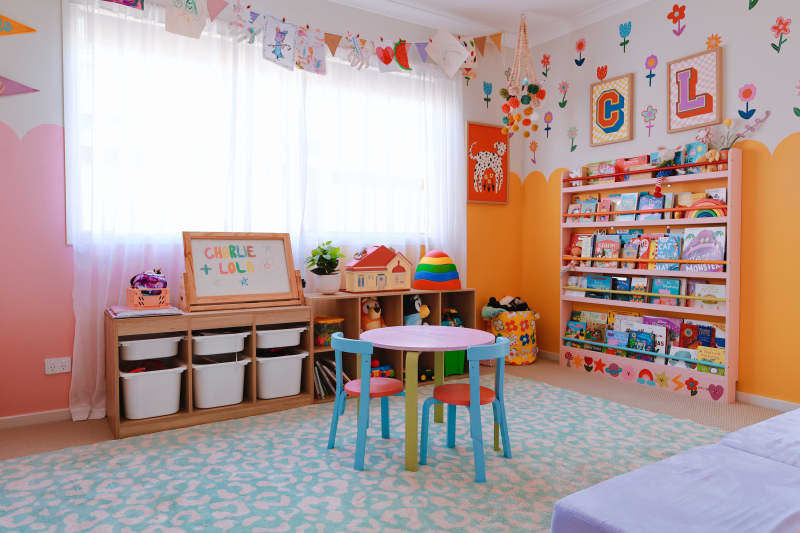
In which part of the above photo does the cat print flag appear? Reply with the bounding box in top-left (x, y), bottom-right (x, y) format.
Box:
top-left (263, 16), bottom-right (298, 70)
top-left (296, 27), bottom-right (326, 75)
top-left (165, 0), bottom-right (208, 39)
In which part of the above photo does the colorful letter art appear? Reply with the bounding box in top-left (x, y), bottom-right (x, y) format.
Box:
top-left (590, 73), bottom-right (634, 146)
top-left (667, 48), bottom-right (722, 133)
top-left (262, 15), bottom-right (298, 70)
top-left (467, 122), bottom-right (508, 204)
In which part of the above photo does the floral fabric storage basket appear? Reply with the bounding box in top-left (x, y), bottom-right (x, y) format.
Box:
top-left (488, 310), bottom-right (539, 365)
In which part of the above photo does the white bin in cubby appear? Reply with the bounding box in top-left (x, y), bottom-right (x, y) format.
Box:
top-left (256, 349), bottom-right (309, 399)
top-left (256, 327), bottom-right (306, 349)
top-left (120, 363), bottom-right (186, 419)
top-left (119, 336), bottom-right (183, 361)
top-left (192, 332), bottom-right (250, 356)
top-left (192, 358), bottom-right (251, 409)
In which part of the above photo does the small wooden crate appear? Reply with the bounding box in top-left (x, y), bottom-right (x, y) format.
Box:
top-left (126, 287), bottom-right (170, 309)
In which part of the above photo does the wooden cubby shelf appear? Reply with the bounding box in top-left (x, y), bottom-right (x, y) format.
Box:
top-left (559, 149), bottom-right (741, 403)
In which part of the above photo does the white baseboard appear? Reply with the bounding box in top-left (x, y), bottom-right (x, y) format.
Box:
top-left (0, 408), bottom-right (71, 430)
top-left (538, 350), bottom-right (559, 362)
top-left (736, 392), bottom-right (799, 412)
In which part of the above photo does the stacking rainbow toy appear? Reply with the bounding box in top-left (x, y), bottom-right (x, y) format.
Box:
top-left (412, 250), bottom-right (461, 290)
top-left (686, 198), bottom-right (727, 218)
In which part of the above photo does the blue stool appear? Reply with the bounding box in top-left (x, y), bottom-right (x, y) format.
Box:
top-left (419, 336), bottom-right (511, 482)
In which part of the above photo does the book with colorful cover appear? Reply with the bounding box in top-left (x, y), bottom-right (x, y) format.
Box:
top-left (681, 226), bottom-right (726, 272)
top-left (611, 276), bottom-right (631, 301)
top-left (566, 232), bottom-right (593, 256)
top-left (581, 311), bottom-right (609, 325)
top-left (630, 277), bottom-right (649, 302)
top-left (584, 160), bottom-right (616, 184)
top-left (698, 325), bottom-right (716, 347)
top-left (636, 194), bottom-right (665, 220)
top-left (567, 203), bottom-right (582, 223)
top-left (615, 155), bottom-right (650, 181)
top-left (655, 234), bottom-right (682, 271)
top-left (618, 229), bottom-right (644, 247)
top-left (584, 322), bottom-right (607, 352)
top-left (608, 193), bottom-right (623, 216)
top-left (651, 277), bottom-right (681, 306)
top-left (615, 192), bottom-right (640, 221)
top-left (605, 330), bottom-right (629, 356)
top-left (571, 193), bottom-right (600, 203)
top-left (686, 319), bottom-right (726, 348)
top-left (684, 142), bottom-right (708, 173)
top-left (637, 235), bottom-right (654, 270)
top-left (663, 192), bottom-right (675, 220)
top-left (580, 200), bottom-right (598, 222)
top-left (680, 323), bottom-right (700, 348)
top-left (626, 322), bottom-right (667, 363)
top-left (696, 346), bottom-right (726, 376)
top-left (565, 275), bottom-right (587, 297)
top-left (628, 331), bottom-right (655, 361)
top-left (706, 187), bottom-right (727, 203)
top-left (580, 234), bottom-right (596, 267)
top-left (586, 275), bottom-right (612, 299)
top-left (621, 243), bottom-right (639, 269)
top-left (614, 314), bottom-right (645, 333)
top-left (565, 321), bottom-right (587, 348)
top-left (646, 235), bottom-right (661, 270)
top-left (597, 198), bottom-right (613, 222)
top-left (593, 234), bottom-right (621, 268)
top-left (667, 346), bottom-right (697, 369)
top-left (643, 316), bottom-right (682, 349)
top-left (692, 283), bottom-right (726, 311)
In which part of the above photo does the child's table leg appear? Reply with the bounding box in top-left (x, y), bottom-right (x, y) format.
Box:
top-left (434, 351), bottom-right (444, 423)
top-left (405, 351), bottom-right (420, 471)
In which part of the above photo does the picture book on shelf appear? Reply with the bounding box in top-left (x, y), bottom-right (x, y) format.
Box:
top-left (611, 276), bottom-right (631, 301)
top-left (681, 226), bottom-right (726, 272)
top-left (630, 277), bottom-right (649, 302)
top-left (565, 321), bottom-right (587, 347)
top-left (572, 193), bottom-right (600, 203)
top-left (593, 234), bottom-right (621, 268)
top-left (621, 243), bottom-right (639, 269)
top-left (567, 204), bottom-right (582, 223)
top-left (580, 235), bottom-right (596, 266)
top-left (608, 193), bottom-right (622, 216)
top-left (696, 346), bottom-right (726, 376)
top-left (706, 187), bottom-right (727, 203)
top-left (565, 275), bottom-right (587, 297)
top-left (684, 142), bottom-right (708, 173)
top-left (615, 192), bottom-right (640, 221)
top-left (584, 160), bottom-right (616, 184)
top-left (691, 283), bottom-right (726, 311)
top-left (668, 346), bottom-right (697, 369)
top-left (581, 311), bottom-right (609, 324)
top-left (605, 330), bottom-right (629, 356)
top-left (651, 277), bottom-right (681, 306)
top-left (597, 198), bottom-right (612, 222)
top-left (618, 229), bottom-right (644, 247)
top-left (646, 235), bottom-right (661, 270)
top-left (580, 200), bottom-right (598, 222)
top-left (613, 314), bottom-right (645, 334)
top-left (584, 322), bottom-right (607, 352)
top-left (586, 275), bottom-right (612, 299)
top-left (643, 316), bottom-right (682, 349)
top-left (566, 232), bottom-right (593, 256)
top-left (615, 155), bottom-right (649, 181)
top-left (636, 194), bottom-right (665, 220)
top-left (686, 319), bottom-right (726, 348)
top-left (697, 325), bottom-right (716, 347)
top-left (632, 323), bottom-right (667, 362)
top-left (636, 235), bottom-right (657, 270)
top-left (663, 192), bottom-right (675, 220)
top-left (628, 331), bottom-right (655, 361)
top-left (680, 323), bottom-right (700, 348)
top-left (655, 234), bottom-right (682, 271)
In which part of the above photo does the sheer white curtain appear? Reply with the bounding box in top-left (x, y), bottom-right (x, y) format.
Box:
top-left (62, 0), bottom-right (465, 420)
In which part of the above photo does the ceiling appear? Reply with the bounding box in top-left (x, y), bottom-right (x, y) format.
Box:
top-left (330, 0), bottom-right (652, 45)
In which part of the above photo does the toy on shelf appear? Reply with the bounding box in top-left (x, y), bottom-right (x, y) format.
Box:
top-left (442, 308), bottom-right (463, 327)
top-left (370, 359), bottom-right (396, 378)
top-left (412, 250), bottom-right (461, 290)
top-left (314, 316), bottom-right (343, 346)
top-left (418, 367), bottom-right (434, 382)
top-left (127, 269), bottom-right (170, 309)
top-left (403, 294), bottom-right (430, 325)
top-left (360, 297), bottom-right (386, 332)
top-left (344, 245), bottom-right (412, 292)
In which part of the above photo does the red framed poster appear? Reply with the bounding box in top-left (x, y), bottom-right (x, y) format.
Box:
top-left (467, 121), bottom-right (509, 204)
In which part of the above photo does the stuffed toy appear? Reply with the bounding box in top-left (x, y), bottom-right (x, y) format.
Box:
top-left (441, 308), bottom-right (463, 327)
top-left (130, 269), bottom-right (167, 295)
top-left (403, 294), bottom-right (430, 326)
top-left (360, 297), bottom-right (386, 332)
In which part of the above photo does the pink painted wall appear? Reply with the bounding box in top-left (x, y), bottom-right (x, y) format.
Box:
top-left (0, 123), bottom-right (74, 417)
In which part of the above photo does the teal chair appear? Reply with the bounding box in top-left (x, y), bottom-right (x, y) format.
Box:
top-left (419, 336), bottom-right (511, 482)
top-left (327, 332), bottom-right (404, 470)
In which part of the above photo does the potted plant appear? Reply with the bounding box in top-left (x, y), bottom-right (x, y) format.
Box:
top-left (306, 241), bottom-right (345, 294)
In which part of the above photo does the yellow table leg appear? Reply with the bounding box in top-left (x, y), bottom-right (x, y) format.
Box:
top-left (494, 423), bottom-right (500, 451)
top-left (434, 351), bottom-right (444, 423)
top-left (405, 351), bottom-right (420, 472)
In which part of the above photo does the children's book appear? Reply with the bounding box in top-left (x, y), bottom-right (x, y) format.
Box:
top-left (570, 310), bottom-right (583, 321)
top-left (698, 325), bottom-right (716, 347)
top-left (608, 193), bottom-right (622, 216)
top-left (566, 232), bottom-right (593, 256)
top-left (667, 346), bottom-right (697, 369)
top-left (580, 234), bottom-right (596, 267)
top-left (684, 142), bottom-right (708, 173)
top-left (643, 316), bottom-right (682, 349)
top-left (597, 198), bottom-right (613, 222)
top-left (636, 194), bottom-right (665, 221)
top-left (705, 187), bottom-right (727, 203)
top-left (615, 155), bottom-right (650, 181)
top-left (611, 276), bottom-right (631, 301)
top-left (565, 275), bottom-right (587, 297)
top-left (572, 193), bottom-right (600, 204)
top-left (586, 275), bottom-right (612, 299)
top-left (628, 331), bottom-right (656, 361)
top-left (692, 283), bottom-right (726, 311)
top-left (615, 192), bottom-right (640, 221)
top-left (605, 330), bottom-right (629, 356)
top-left (580, 200), bottom-right (598, 222)
top-left (565, 321), bottom-right (587, 347)
top-left (567, 204), bottom-right (582, 223)
top-left (686, 319), bottom-right (726, 348)
top-left (696, 346), bottom-right (726, 376)
top-left (584, 160), bottom-right (616, 184)
top-left (645, 235), bottom-right (662, 270)
top-left (613, 314), bottom-right (645, 334)
top-left (655, 234), bottom-right (682, 271)
top-left (593, 234), bottom-right (621, 268)
top-left (651, 277), bottom-right (681, 306)
top-left (681, 226), bottom-right (726, 273)
top-left (663, 192), bottom-right (675, 220)
top-left (584, 322), bottom-right (607, 352)
top-left (680, 323), bottom-right (700, 348)
top-left (621, 243), bottom-right (639, 269)
top-left (618, 229), bottom-right (644, 247)
top-left (631, 323), bottom-right (667, 362)
top-left (630, 277), bottom-right (649, 303)
top-left (637, 235), bottom-right (654, 270)
top-left (581, 311), bottom-right (609, 325)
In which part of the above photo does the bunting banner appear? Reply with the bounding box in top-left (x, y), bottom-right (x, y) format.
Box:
top-left (296, 27), bottom-right (326, 74)
top-left (375, 40), bottom-right (400, 73)
top-left (262, 15), bottom-right (298, 70)
top-left (489, 32), bottom-right (503, 51)
top-left (0, 13), bottom-right (36, 35)
top-left (0, 75), bottom-right (38, 97)
top-left (324, 32), bottom-right (342, 56)
top-left (165, 0), bottom-right (208, 39)
top-left (474, 35), bottom-right (487, 56)
top-left (414, 42), bottom-right (429, 63)
top-left (101, 0), bottom-right (144, 10)
top-left (207, 0), bottom-right (228, 22)
top-left (426, 29), bottom-right (468, 79)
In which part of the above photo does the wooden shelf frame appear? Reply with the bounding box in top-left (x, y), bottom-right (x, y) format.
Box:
top-left (559, 148), bottom-right (741, 403)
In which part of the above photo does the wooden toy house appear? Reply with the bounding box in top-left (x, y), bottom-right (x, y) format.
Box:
top-left (343, 245), bottom-right (413, 292)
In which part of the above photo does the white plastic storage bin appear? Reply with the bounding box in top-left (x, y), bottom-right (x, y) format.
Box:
top-left (120, 363), bottom-right (186, 419)
top-left (256, 327), bottom-right (306, 349)
top-left (192, 332), bottom-right (250, 356)
top-left (119, 336), bottom-right (182, 361)
top-left (192, 358), bottom-right (250, 409)
top-left (256, 349), bottom-right (309, 399)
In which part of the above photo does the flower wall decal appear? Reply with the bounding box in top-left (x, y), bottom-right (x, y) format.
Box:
top-left (667, 4), bottom-right (686, 36)
top-left (619, 21), bottom-right (632, 52)
top-left (574, 38), bottom-right (586, 66)
top-left (541, 54), bottom-right (550, 77)
top-left (644, 54), bottom-right (658, 86)
top-left (544, 111), bottom-right (553, 137)
top-left (642, 105), bottom-right (657, 136)
top-left (567, 126), bottom-right (578, 152)
top-left (737, 84), bottom-right (757, 119)
top-left (558, 81), bottom-right (569, 108)
top-left (771, 16), bottom-right (791, 53)
top-left (706, 33), bottom-right (722, 49)
top-left (596, 65), bottom-right (607, 81)
top-left (794, 81), bottom-right (800, 117)
top-left (530, 140), bottom-right (538, 164)
top-left (483, 81), bottom-right (492, 108)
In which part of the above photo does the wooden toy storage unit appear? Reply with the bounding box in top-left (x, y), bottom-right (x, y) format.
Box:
top-left (559, 148), bottom-right (741, 403)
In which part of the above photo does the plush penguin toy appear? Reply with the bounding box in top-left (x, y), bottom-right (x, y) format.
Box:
top-left (361, 297), bottom-right (386, 332)
top-left (403, 294), bottom-right (430, 326)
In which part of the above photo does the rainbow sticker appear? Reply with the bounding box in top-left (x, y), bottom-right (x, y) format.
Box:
top-left (412, 250), bottom-right (461, 290)
top-left (637, 369), bottom-right (655, 386)
top-left (686, 198), bottom-right (727, 218)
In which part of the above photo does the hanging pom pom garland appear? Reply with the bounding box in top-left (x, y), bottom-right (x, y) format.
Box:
top-left (499, 14), bottom-right (545, 139)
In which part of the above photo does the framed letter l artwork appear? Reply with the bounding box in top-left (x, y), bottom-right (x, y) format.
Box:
top-left (667, 48), bottom-right (722, 133)
top-left (467, 121), bottom-right (508, 204)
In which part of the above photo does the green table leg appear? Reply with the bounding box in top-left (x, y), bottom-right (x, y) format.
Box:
top-left (405, 351), bottom-right (420, 472)
top-left (494, 423), bottom-right (500, 451)
top-left (434, 351), bottom-right (444, 423)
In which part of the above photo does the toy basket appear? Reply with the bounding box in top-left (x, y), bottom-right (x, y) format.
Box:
top-left (486, 310), bottom-right (540, 365)
top-left (126, 287), bottom-right (171, 309)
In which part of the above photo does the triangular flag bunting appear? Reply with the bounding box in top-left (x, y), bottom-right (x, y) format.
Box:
top-left (474, 35), bottom-right (487, 56)
top-left (207, 0), bottom-right (228, 22)
top-left (100, 0), bottom-right (143, 10)
top-left (0, 13), bottom-right (36, 36)
top-left (414, 42), bottom-right (429, 63)
top-left (0, 75), bottom-right (38, 97)
top-left (359, 38), bottom-right (366, 48)
top-left (489, 32), bottom-right (503, 51)
top-left (324, 33), bottom-right (342, 56)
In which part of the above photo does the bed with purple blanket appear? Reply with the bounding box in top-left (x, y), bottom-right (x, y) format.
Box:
top-left (551, 409), bottom-right (800, 533)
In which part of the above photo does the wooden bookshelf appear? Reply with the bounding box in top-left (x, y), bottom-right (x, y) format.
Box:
top-left (559, 148), bottom-right (741, 403)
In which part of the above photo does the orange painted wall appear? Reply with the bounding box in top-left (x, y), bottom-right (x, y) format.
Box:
top-left (467, 135), bottom-right (800, 404)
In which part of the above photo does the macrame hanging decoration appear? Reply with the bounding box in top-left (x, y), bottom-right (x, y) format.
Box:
top-left (499, 14), bottom-right (546, 141)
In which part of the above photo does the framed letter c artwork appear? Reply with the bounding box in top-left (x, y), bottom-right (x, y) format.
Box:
top-left (590, 73), bottom-right (634, 146)
top-left (667, 48), bottom-right (722, 133)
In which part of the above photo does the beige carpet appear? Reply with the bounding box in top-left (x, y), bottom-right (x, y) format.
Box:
top-left (0, 359), bottom-right (780, 461)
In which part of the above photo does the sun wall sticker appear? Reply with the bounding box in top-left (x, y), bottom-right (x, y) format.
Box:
top-left (667, 4), bottom-right (687, 36)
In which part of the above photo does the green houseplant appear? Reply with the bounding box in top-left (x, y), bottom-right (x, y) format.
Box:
top-left (306, 241), bottom-right (345, 294)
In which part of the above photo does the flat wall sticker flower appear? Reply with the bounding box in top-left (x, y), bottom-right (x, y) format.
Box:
top-left (737, 84), bottom-right (757, 119)
top-left (558, 81), bottom-right (569, 108)
top-left (574, 38), bottom-right (587, 66)
top-left (544, 111), bottom-right (553, 137)
top-left (541, 54), bottom-right (550, 77)
top-left (685, 377), bottom-right (699, 396)
top-left (771, 16), bottom-right (791, 53)
top-left (749, 0), bottom-right (759, 8)
top-left (482, 81), bottom-right (493, 108)
top-left (463, 68), bottom-right (476, 86)
top-left (530, 140), bottom-right (538, 164)
top-left (568, 126), bottom-right (578, 152)
top-left (645, 54), bottom-right (658, 86)
top-left (596, 65), bottom-right (607, 81)
top-left (667, 4), bottom-right (686, 36)
top-left (794, 81), bottom-right (800, 117)
top-left (642, 105), bottom-right (657, 136)
top-left (619, 21), bottom-right (632, 52)
top-left (706, 33), bottom-right (722, 49)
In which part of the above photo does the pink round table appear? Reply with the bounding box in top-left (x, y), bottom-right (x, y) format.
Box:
top-left (360, 326), bottom-right (496, 471)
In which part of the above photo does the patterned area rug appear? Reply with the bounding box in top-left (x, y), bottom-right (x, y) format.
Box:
top-left (0, 376), bottom-right (725, 532)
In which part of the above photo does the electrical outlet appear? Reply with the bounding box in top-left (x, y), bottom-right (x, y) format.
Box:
top-left (45, 357), bottom-right (71, 375)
